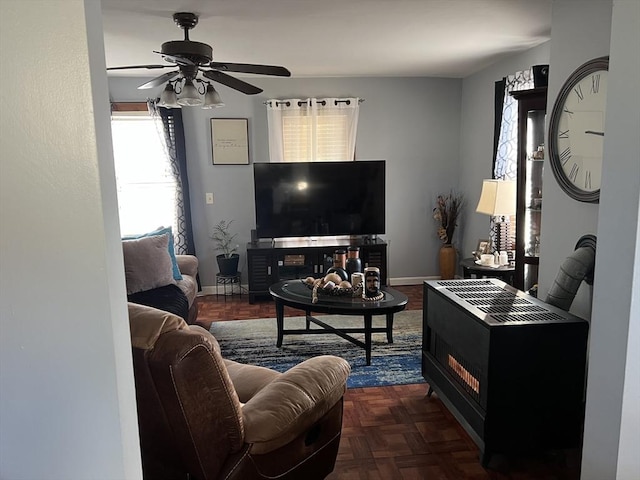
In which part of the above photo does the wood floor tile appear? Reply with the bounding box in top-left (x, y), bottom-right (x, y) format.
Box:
top-left (196, 285), bottom-right (580, 479)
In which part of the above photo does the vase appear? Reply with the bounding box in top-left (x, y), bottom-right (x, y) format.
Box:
top-left (345, 246), bottom-right (362, 277)
top-left (439, 244), bottom-right (456, 280)
top-left (333, 249), bottom-right (347, 269)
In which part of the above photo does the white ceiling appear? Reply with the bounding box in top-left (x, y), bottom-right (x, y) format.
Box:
top-left (101, 0), bottom-right (552, 79)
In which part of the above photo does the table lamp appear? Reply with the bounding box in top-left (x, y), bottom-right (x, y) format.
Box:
top-left (476, 179), bottom-right (516, 253)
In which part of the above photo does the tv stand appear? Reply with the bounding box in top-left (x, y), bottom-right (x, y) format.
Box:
top-left (246, 236), bottom-right (388, 303)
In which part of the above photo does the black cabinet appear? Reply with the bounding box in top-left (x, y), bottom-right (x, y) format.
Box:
top-left (422, 279), bottom-right (588, 465)
top-left (246, 237), bottom-right (387, 303)
top-left (511, 87), bottom-right (547, 291)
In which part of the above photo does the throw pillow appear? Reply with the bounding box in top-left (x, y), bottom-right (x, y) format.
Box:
top-left (122, 233), bottom-right (176, 295)
top-left (123, 226), bottom-right (183, 281)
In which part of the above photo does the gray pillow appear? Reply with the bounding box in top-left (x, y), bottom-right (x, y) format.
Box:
top-left (122, 233), bottom-right (176, 295)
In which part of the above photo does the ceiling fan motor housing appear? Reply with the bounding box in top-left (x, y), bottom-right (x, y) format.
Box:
top-left (161, 41), bottom-right (212, 65)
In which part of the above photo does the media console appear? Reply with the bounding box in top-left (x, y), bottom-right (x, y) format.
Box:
top-left (246, 237), bottom-right (387, 303)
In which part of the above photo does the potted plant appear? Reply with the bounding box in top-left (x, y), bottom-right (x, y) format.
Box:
top-left (433, 191), bottom-right (465, 279)
top-left (211, 220), bottom-right (240, 276)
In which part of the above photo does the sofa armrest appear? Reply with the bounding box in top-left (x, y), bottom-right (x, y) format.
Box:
top-left (176, 254), bottom-right (198, 278)
top-left (241, 355), bottom-right (350, 454)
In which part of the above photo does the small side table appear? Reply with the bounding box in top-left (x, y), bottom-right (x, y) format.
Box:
top-left (460, 257), bottom-right (515, 286)
top-left (215, 272), bottom-right (242, 298)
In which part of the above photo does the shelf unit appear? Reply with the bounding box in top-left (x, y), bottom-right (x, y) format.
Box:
top-left (511, 87), bottom-right (547, 292)
top-left (246, 237), bottom-right (387, 303)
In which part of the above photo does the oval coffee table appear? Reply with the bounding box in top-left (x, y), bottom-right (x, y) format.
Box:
top-left (269, 280), bottom-right (408, 365)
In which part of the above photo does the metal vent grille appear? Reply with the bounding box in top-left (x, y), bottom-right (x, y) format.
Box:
top-left (478, 305), bottom-right (546, 314)
top-left (438, 280), bottom-right (493, 287)
top-left (491, 312), bottom-right (564, 323)
top-left (455, 291), bottom-right (518, 300)
top-left (467, 298), bottom-right (531, 306)
top-left (437, 280), bottom-right (570, 325)
top-left (446, 286), bottom-right (503, 293)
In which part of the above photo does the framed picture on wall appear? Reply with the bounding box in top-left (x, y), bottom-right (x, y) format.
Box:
top-left (211, 118), bottom-right (249, 165)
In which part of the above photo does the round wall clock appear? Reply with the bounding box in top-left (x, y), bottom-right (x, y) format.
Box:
top-left (548, 56), bottom-right (609, 203)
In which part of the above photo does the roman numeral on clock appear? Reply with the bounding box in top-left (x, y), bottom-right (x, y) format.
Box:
top-left (569, 163), bottom-right (579, 182)
top-left (559, 129), bottom-right (570, 139)
top-left (585, 170), bottom-right (592, 189)
top-left (560, 147), bottom-right (572, 165)
top-left (574, 85), bottom-right (584, 102)
top-left (591, 74), bottom-right (600, 94)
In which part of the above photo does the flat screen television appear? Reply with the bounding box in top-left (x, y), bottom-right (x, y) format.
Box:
top-left (254, 160), bottom-right (385, 239)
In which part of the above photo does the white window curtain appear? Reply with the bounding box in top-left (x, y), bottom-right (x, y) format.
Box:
top-left (266, 97), bottom-right (360, 162)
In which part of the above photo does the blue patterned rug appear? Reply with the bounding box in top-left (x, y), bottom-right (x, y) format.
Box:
top-left (209, 310), bottom-right (425, 389)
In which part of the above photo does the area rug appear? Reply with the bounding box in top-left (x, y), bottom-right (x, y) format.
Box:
top-left (209, 310), bottom-right (425, 388)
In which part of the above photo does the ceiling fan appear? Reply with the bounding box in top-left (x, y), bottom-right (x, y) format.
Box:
top-left (107, 12), bottom-right (291, 107)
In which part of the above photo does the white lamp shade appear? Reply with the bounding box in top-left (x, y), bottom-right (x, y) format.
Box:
top-left (476, 179), bottom-right (517, 216)
top-left (158, 84), bottom-right (180, 108)
top-left (177, 80), bottom-right (203, 106)
top-left (202, 85), bottom-right (225, 109)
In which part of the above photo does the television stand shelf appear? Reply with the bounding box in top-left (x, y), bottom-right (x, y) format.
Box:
top-left (246, 237), bottom-right (387, 304)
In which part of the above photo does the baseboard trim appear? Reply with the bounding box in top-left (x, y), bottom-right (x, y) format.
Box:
top-left (198, 284), bottom-right (248, 296)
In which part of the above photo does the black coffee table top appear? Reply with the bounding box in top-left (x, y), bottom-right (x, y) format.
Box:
top-left (269, 280), bottom-right (408, 315)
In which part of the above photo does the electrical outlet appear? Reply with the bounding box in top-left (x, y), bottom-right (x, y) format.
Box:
top-left (205, 193), bottom-right (214, 204)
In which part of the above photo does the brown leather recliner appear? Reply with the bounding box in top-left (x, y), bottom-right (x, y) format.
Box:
top-left (128, 303), bottom-right (351, 480)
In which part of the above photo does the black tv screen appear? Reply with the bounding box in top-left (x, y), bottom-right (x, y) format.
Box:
top-left (254, 160), bottom-right (385, 239)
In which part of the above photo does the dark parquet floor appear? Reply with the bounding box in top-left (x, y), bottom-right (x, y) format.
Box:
top-left (196, 285), bottom-right (581, 479)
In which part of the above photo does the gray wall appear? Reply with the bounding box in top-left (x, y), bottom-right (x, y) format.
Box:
top-left (577, 0), bottom-right (640, 478)
top-left (109, 76), bottom-right (462, 288)
top-left (0, 0), bottom-right (142, 478)
top-left (539, 0), bottom-right (613, 319)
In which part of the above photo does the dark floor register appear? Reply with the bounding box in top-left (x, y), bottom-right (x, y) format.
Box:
top-left (421, 279), bottom-right (589, 465)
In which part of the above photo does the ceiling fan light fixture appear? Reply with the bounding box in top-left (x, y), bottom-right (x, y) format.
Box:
top-left (177, 79), bottom-right (203, 106)
top-left (203, 84), bottom-right (225, 109)
top-left (108, 12), bottom-right (290, 105)
top-left (158, 83), bottom-right (180, 108)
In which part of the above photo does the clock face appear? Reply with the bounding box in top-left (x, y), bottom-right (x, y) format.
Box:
top-left (549, 57), bottom-right (609, 203)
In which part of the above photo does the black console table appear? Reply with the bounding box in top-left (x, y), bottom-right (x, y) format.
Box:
top-left (246, 237), bottom-right (387, 303)
top-left (421, 279), bottom-right (588, 465)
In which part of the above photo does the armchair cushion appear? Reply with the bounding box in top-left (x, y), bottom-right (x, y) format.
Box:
top-left (128, 302), bottom-right (187, 349)
top-left (224, 359), bottom-right (280, 402)
top-left (176, 254), bottom-right (198, 278)
top-left (241, 355), bottom-right (350, 454)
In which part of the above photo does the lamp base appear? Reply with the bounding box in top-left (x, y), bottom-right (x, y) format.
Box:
top-left (490, 216), bottom-right (513, 253)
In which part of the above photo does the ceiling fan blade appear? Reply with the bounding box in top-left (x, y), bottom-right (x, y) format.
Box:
top-left (153, 51), bottom-right (195, 66)
top-left (208, 62), bottom-right (291, 77)
top-left (137, 71), bottom-right (180, 89)
top-left (107, 65), bottom-right (171, 71)
top-left (202, 70), bottom-right (263, 95)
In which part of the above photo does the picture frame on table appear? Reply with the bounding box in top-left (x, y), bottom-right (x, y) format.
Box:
top-left (476, 239), bottom-right (490, 255)
top-left (211, 118), bottom-right (249, 165)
